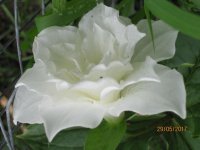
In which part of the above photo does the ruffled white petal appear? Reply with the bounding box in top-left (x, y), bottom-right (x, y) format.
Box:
top-left (79, 4), bottom-right (144, 63)
top-left (84, 61), bottom-right (133, 81)
top-left (33, 26), bottom-right (79, 62)
top-left (132, 20), bottom-right (178, 62)
top-left (33, 26), bottom-right (88, 80)
top-left (79, 3), bottom-right (121, 40)
top-left (121, 56), bottom-right (160, 88)
top-left (81, 23), bottom-right (116, 64)
top-left (109, 64), bottom-right (186, 119)
top-left (15, 61), bottom-right (71, 97)
top-left (70, 78), bottom-right (120, 101)
top-left (40, 99), bottom-right (105, 142)
top-left (13, 86), bottom-right (43, 124)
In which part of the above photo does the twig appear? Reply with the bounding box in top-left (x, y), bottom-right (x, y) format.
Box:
top-left (0, 0), bottom-right (51, 55)
top-left (0, 118), bottom-right (12, 150)
top-left (14, 0), bottom-right (23, 75)
top-left (6, 89), bottom-right (16, 150)
top-left (41, 0), bottom-right (45, 15)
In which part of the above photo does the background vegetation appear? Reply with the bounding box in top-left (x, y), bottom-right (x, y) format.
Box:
top-left (0, 0), bottom-right (200, 149)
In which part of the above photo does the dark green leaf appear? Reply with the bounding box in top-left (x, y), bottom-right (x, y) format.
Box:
top-left (191, 0), bottom-right (200, 8)
top-left (117, 135), bottom-right (150, 150)
top-left (148, 134), bottom-right (169, 150)
top-left (183, 103), bottom-right (200, 137)
top-left (131, 7), bottom-right (145, 24)
top-left (161, 33), bottom-right (200, 105)
top-left (162, 35), bottom-right (200, 130)
top-left (128, 114), bottom-right (166, 122)
top-left (186, 84), bottom-right (200, 107)
top-left (52, 0), bottom-right (66, 13)
top-left (20, 27), bottom-right (37, 52)
top-left (163, 120), bottom-right (200, 150)
top-left (35, 0), bottom-right (96, 32)
top-left (161, 33), bottom-right (200, 138)
top-left (16, 124), bottom-right (89, 150)
top-left (162, 33), bottom-right (200, 70)
top-left (85, 120), bottom-right (126, 150)
top-left (116, 0), bottom-right (136, 17)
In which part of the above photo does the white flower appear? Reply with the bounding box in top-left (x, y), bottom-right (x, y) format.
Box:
top-left (13, 4), bottom-right (186, 141)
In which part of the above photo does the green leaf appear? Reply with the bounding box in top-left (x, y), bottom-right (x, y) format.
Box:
top-left (126, 115), bottom-right (172, 137)
top-left (162, 33), bottom-right (200, 70)
top-left (144, 5), bottom-right (155, 51)
top-left (128, 114), bottom-right (166, 122)
top-left (161, 33), bottom-right (200, 138)
top-left (85, 120), bottom-right (126, 150)
top-left (118, 118), bottom-right (170, 150)
top-left (186, 84), bottom-right (200, 107)
top-left (181, 103), bottom-right (200, 138)
top-left (148, 135), bottom-right (169, 150)
top-left (191, 0), bottom-right (200, 8)
top-left (164, 119), bottom-right (200, 150)
top-left (20, 26), bottom-right (37, 52)
top-left (120, 121), bottom-right (200, 150)
top-left (35, 0), bottom-right (96, 32)
top-left (144, 0), bottom-right (200, 40)
top-left (117, 135), bottom-right (150, 150)
top-left (116, 0), bottom-right (136, 17)
top-left (188, 105), bottom-right (200, 137)
top-left (131, 7), bottom-right (145, 24)
top-left (16, 124), bottom-right (89, 150)
top-left (181, 131), bottom-right (200, 150)
top-left (161, 33), bottom-right (200, 105)
top-left (162, 34), bottom-right (200, 118)
top-left (52, 0), bottom-right (66, 13)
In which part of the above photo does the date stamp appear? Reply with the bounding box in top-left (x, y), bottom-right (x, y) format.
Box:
top-left (156, 126), bottom-right (187, 132)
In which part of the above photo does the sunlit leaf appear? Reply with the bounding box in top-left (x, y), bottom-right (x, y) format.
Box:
top-left (145, 0), bottom-right (200, 40)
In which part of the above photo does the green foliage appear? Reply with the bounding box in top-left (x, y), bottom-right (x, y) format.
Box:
top-left (116, 0), bottom-right (136, 17)
top-left (162, 33), bottom-right (200, 147)
top-left (14, 120), bottom-right (126, 150)
top-left (145, 0), bottom-right (200, 40)
top-left (35, 0), bottom-right (97, 32)
top-left (52, 0), bottom-right (67, 13)
top-left (20, 27), bottom-right (37, 53)
top-left (16, 124), bottom-right (89, 150)
top-left (175, 0), bottom-right (200, 13)
top-left (185, 103), bottom-right (200, 137)
top-left (144, 5), bottom-right (155, 50)
top-left (1, 0), bottom-right (200, 149)
top-left (85, 120), bottom-right (126, 150)
top-left (191, 0), bottom-right (200, 8)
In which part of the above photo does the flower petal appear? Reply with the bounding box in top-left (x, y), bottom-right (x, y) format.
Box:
top-left (79, 4), bottom-right (144, 63)
top-left (79, 3), bottom-right (122, 41)
top-left (15, 61), bottom-right (71, 96)
top-left (84, 61), bottom-right (133, 81)
top-left (70, 78), bottom-right (120, 101)
top-left (13, 86), bottom-right (43, 124)
top-left (81, 23), bottom-right (116, 64)
top-left (40, 100), bottom-right (105, 142)
top-left (109, 64), bottom-right (186, 119)
top-left (33, 26), bottom-right (88, 80)
top-left (33, 26), bottom-right (78, 62)
top-left (132, 20), bottom-right (178, 62)
top-left (121, 56), bottom-right (160, 88)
